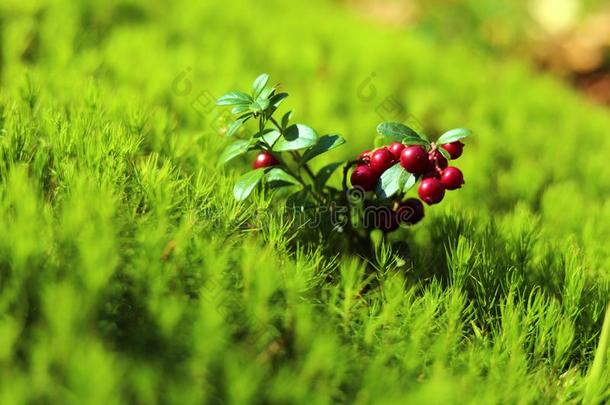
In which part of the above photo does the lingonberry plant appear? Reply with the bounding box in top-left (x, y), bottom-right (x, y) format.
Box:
top-left (217, 74), bottom-right (471, 236)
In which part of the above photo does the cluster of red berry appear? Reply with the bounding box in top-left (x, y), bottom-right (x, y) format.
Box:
top-left (249, 141), bottom-right (464, 233)
top-left (218, 74), bottom-right (472, 238)
top-left (351, 140), bottom-right (465, 205)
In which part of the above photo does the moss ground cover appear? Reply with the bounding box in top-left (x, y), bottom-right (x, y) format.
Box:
top-left (0, 0), bottom-right (609, 403)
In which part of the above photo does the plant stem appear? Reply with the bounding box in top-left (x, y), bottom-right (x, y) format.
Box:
top-left (258, 115), bottom-right (273, 150)
top-left (290, 151), bottom-right (316, 182)
top-left (268, 116), bottom-right (282, 131)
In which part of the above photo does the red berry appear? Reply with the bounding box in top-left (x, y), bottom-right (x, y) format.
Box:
top-left (363, 204), bottom-right (398, 233)
top-left (359, 150), bottom-right (371, 162)
top-left (418, 178), bottom-right (445, 205)
top-left (440, 166), bottom-right (464, 190)
top-left (377, 208), bottom-right (399, 233)
top-left (395, 198), bottom-right (425, 225)
top-left (388, 142), bottom-right (406, 160)
top-left (441, 141), bottom-right (464, 159)
top-left (428, 150), bottom-right (448, 169)
top-left (400, 146), bottom-right (429, 174)
top-left (423, 170), bottom-right (441, 179)
top-left (252, 151), bottom-right (279, 169)
top-left (350, 165), bottom-right (378, 191)
top-left (369, 148), bottom-right (395, 174)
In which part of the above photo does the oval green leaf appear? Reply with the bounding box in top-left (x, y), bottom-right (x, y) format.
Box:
top-left (376, 163), bottom-right (412, 199)
top-left (252, 73), bottom-right (269, 99)
top-left (377, 122), bottom-right (428, 146)
top-left (315, 162), bottom-right (342, 189)
top-left (216, 91), bottom-right (252, 106)
top-left (437, 146), bottom-right (451, 161)
top-left (259, 129), bottom-right (282, 148)
top-left (281, 110), bottom-right (293, 129)
top-left (403, 138), bottom-right (430, 146)
top-left (402, 172), bottom-right (417, 193)
top-left (218, 139), bottom-right (250, 165)
top-left (249, 99), bottom-right (270, 113)
top-left (300, 134), bottom-right (346, 164)
top-left (225, 116), bottom-right (249, 137)
top-left (231, 105), bottom-right (250, 115)
top-left (233, 169), bottom-right (266, 201)
top-left (259, 86), bottom-right (275, 100)
top-left (436, 128), bottom-right (472, 144)
top-left (272, 124), bottom-right (319, 152)
top-left (265, 168), bottom-right (301, 187)
top-left (269, 92), bottom-right (288, 108)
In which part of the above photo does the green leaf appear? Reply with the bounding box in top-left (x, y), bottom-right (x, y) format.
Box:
top-left (250, 99), bottom-right (270, 112)
top-left (233, 169), bottom-right (266, 201)
top-left (402, 173), bottom-right (417, 193)
top-left (437, 128), bottom-right (472, 144)
top-left (231, 105), bottom-right (250, 115)
top-left (259, 86), bottom-right (275, 100)
top-left (265, 168), bottom-right (301, 186)
top-left (252, 74), bottom-right (269, 99)
top-left (300, 134), bottom-right (346, 164)
top-left (417, 131), bottom-right (430, 141)
top-left (269, 92), bottom-right (288, 107)
top-left (272, 124), bottom-right (319, 152)
top-left (377, 122), bottom-right (428, 145)
top-left (315, 162), bottom-right (342, 189)
top-left (281, 110), bottom-right (293, 129)
top-left (259, 129), bottom-right (282, 147)
top-left (218, 139), bottom-right (250, 165)
top-left (225, 116), bottom-right (248, 137)
top-left (269, 185), bottom-right (299, 199)
top-left (375, 163), bottom-right (410, 199)
top-left (437, 146), bottom-right (451, 160)
top-left (217, 91), bottom-right (252, 106)
top-left (402, 138), bottom-right (430, 146)
top-left (258, 99), bottom-right (270, 110)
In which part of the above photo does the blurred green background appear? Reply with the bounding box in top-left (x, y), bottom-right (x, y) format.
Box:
top-left (1, 0), bottom-right (610, 403)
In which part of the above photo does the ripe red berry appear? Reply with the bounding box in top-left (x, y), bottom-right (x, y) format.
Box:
top-left (400, 146), bottom-right (429, 174)
top-left (376, 208), bottom-right (399, 233)
top-left (350, 165), bottom-right (378, 191)
top-left (440, 166), bottom-right (464, 190)
top-left (388, 142), bottom-right (406, 160)
top-left (441, 141), bottom-right (464, 159)
top-left (418, 178), bottom-right (445, 205)
top-left (359, 150), bottom-right (371, 162)
top-left (369, 147), bottom-right (395, 174)
top-left (395, 198), bottom-right (425, 225)
top-left (423, 170), bottom-right (441, 179)
top-left (428, 150), bottom-right (448, 170)
top-left (252, 151), bottom-right (279, 169)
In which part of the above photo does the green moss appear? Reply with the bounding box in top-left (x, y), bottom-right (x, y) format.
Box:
top-left (0, 0), bottom-right (609, 403)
